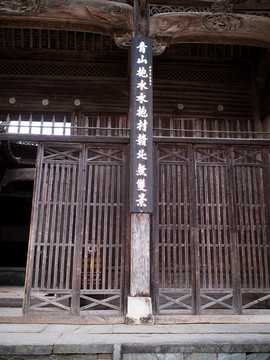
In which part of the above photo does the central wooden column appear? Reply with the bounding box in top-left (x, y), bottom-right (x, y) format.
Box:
top-left (126, 0), bottom-right (154, 324)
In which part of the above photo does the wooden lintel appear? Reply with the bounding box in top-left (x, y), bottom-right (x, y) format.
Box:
top-left (150, 12), bottom-right (270, 49)
top-left (153, 137), bottom-right (270, 146)
top-left (0, 0), bottom-right (134, 36)
top-left (0, 134), bottom-right (269, 146)
top-left (0, 134), bottom-right (129, 144)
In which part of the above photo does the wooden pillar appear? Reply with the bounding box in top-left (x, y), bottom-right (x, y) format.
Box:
top-left (126, 0), bottom-right (154, 324)
top-left (126, 213), bottom-right (153, 324)
top-left (130, 213), bottom-right (151, 297)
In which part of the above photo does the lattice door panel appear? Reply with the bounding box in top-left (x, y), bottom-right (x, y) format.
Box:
top-left (80, 146), bottom-right (127, 315)
top-left (195, 147), bottom-right (234, 313)
top-left (156, 146), bottom-right (194, 314)
top-left (154, 144), bottom-right (270, 315)
top-left (24, 144), bottom-right (82, 314)
top-left (24, 143), bottom-right (128, 316)
top-left (233, 147), bottom-right (270, 313)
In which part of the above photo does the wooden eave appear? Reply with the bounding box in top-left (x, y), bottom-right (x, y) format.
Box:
top-left (0, 0), bottom-right (134, 36)
top-left (149, 12), bottom-right (270, 49)
top-left (0, 1), bottom-right (270, 49)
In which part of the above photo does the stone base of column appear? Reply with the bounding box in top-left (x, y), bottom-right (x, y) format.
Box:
top-left (125, 296), bottom-right (154, 325)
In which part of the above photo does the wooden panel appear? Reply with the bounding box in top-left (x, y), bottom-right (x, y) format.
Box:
top-left (195, 147), bottom-right (234, 313)
top-left (157, 146), bottom-right (193, 314)
top-left (153, 117), bottom-right (256, 139)
top-left (154, 141), bottom-right (270, 315)
top-left (24, 144), bottom-right (81, 314)
top-left (152, 61), bottom-right (252, 119)
top-left (233, 147), bottom-right (270, 312)
top-left (24, 143), bottom-right (128, 316)
top-left (80, 146), bottom-right (127, 315)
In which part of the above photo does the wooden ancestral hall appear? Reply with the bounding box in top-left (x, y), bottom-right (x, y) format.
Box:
top-left (0, 0), bottom-right (269, 322)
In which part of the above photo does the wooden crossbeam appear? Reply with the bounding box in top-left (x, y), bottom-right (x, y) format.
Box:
top-left (201, 293), bottom-right (233, 310)
top-left (160, 292), bottom-right (192, 310)
top-left (80, 294), bottom-right (120, 310)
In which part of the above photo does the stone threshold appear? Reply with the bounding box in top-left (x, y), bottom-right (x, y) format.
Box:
top-left (1, 311), bottom-right (270, 325)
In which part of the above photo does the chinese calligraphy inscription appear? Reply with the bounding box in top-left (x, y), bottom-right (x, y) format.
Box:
top-left (130, 38), bottom-right (153, 213)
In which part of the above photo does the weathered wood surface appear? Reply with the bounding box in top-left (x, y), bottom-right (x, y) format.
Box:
top-left (1, 2), bottom-right (270, 49)
top-left (150, 13), bottom-right (270, 49)
top-left (154, 142), bottom-right (270, 315)
top-left (130, 213), bottom-right (151, 297)
top-left (0, 0), bottom-right (133, 36)
top-left (24, 143), bottom-right (128, 316)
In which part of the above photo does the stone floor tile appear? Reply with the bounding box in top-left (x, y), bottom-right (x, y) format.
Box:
top-left (247, 354), bottom-right (270, 360)
top-left (123, 354), bottom-right (183, 360)
top-left (42, 324), bottom-right (80, 335)
top-left (184, 353), bottom-right (217, 360)
top-left (0, 323), bottom-right (47, 333)
top-left (218, 354), bottom-right (246, 360)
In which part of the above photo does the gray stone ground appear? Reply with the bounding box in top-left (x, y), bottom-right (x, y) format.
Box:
top-left (0, 308), bottom-right (270, 360)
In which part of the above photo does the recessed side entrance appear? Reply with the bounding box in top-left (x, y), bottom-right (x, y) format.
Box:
top-left (23, 143), bottom-right (128, 316)
top-left (153, 143), bottom-right (270, 315)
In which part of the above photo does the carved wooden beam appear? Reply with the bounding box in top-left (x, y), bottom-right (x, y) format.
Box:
top-left (139, 0), bottom-right (147, 17)
top-left (0, 0), bottom-right (133, 36)
top-left (150, 12), bottom-right (270, 49)
top-left (134, 0), bottom-right (150, 37)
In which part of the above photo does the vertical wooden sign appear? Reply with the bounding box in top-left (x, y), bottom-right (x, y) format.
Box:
top-left (130, 37), bottom-right (153, 213)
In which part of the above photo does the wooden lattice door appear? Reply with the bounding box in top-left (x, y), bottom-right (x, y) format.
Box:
top-left (23, 143), bottom-right (128, 316)
top-left (154, 144), bottom-right (270, 315)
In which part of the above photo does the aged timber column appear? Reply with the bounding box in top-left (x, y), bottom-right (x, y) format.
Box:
top-left (126, 0), bottom-right (154, 324)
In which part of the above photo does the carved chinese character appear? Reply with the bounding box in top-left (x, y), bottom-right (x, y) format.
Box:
top-left (136, 193), bottom-right (147, 207)
top-left (137, 80), bottom-right (148, 91)
top-left (136, 119), bottom-right (148, 132)
top-left (136, 67), bottom-right (148, 78)
top-left (137, 41), bottom-right (148, 54)
top-left (137, 55), bottom-right (148, 65)
top-left (136, 105), bottom-right (148, 118)
top-left (136, 93), bottom-right (148, 104)
top-left (136, 163), bottom-right (147, 176)
top-left (136, 178), bottom-right (147, 192)
top-left (137, 149), bottom-right (147, 160)
top-left (136, 133), bottom-right (148, 146)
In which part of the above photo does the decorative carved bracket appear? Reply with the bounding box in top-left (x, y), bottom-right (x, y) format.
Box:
top-left (114, 32), bottom-right (170, 55)
top-left (114, 32), bottom-right (132, 49)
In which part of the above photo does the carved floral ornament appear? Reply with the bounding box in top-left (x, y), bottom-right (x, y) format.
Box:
top-left (202, 14), bottom-right (244, 31)
top-left (114, 32), bottom-right (170, 56)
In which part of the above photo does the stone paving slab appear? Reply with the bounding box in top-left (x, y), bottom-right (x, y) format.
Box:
top-left (0, 307), bottom-right (22, 316)
top-left (0, 322), bottom-right (270, 358)
top-left (111, 324), bottom-right (270, 335)
top-left (0, 323), bottom-right (47, 333)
